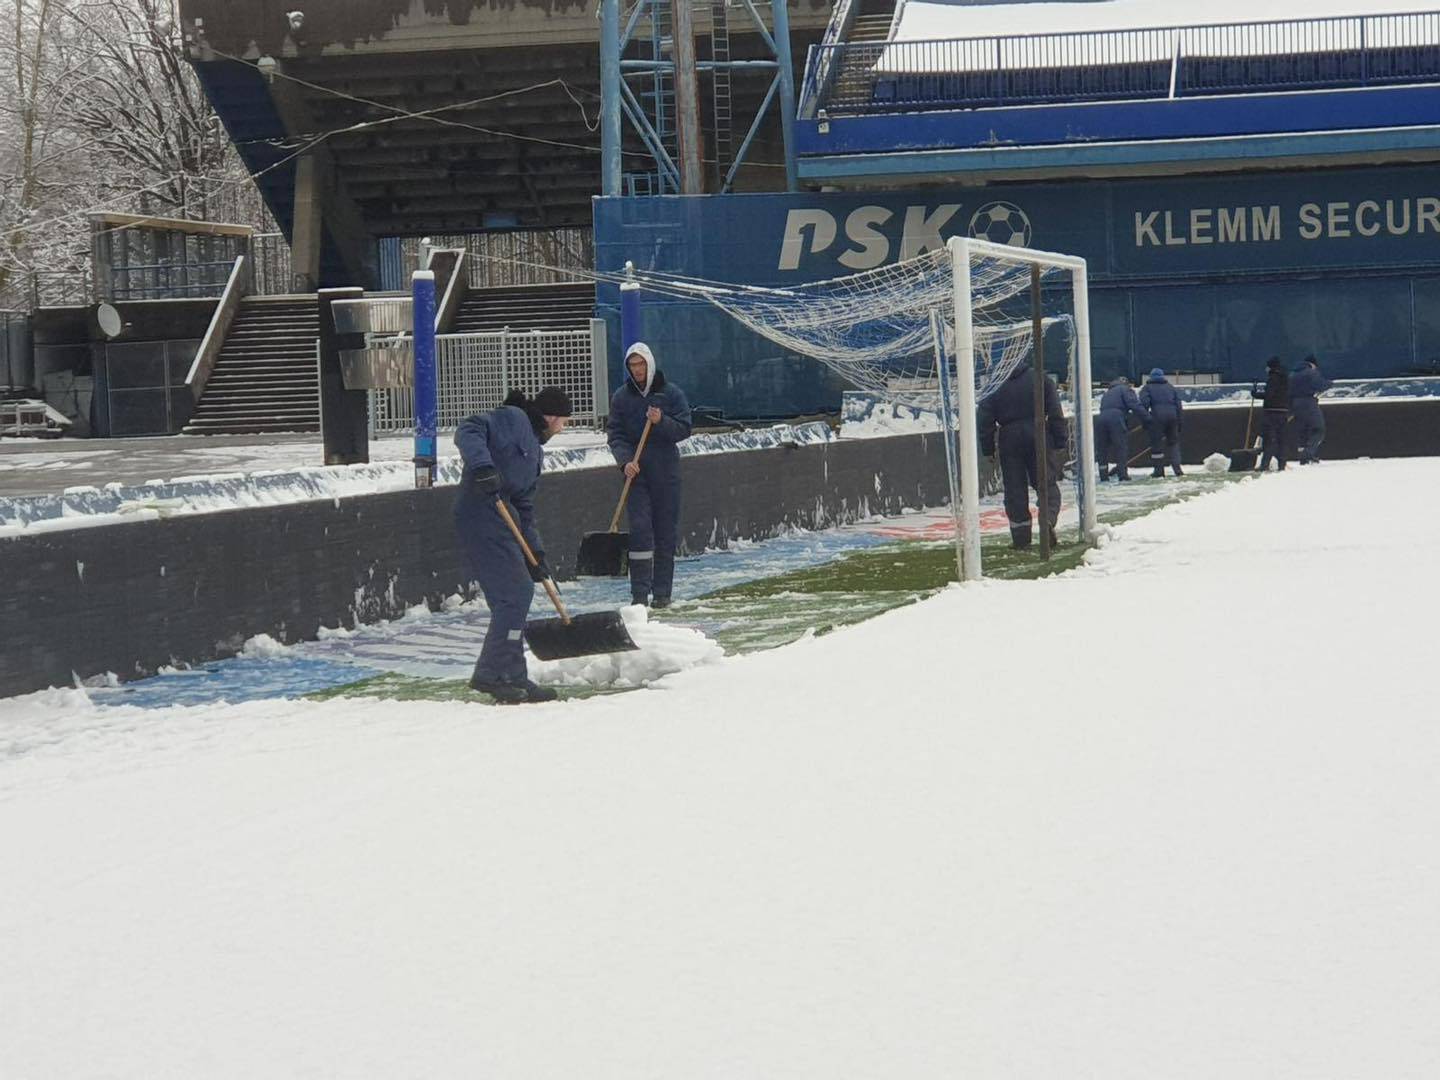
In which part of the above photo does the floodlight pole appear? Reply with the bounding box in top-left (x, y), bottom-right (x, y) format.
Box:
top-left (948, 237), bottom-right (982, 582)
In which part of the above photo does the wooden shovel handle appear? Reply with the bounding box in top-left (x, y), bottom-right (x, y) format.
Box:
top-left (607, 414), bottom-right (656, 532)
top-left (493, 498), bottom-right (570, 624)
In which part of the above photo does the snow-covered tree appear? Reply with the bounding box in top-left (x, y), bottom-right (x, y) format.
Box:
top-left (0, 0), bottom-right (275, 309)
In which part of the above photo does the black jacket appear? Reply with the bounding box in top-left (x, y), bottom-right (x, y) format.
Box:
top-left (1255, 369), bottom-right (1290, 412)
top-left (977, 364), bottom-right (1067, 456)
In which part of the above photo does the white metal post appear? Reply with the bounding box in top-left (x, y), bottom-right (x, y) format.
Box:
top-left (930, 310), bottom-right (963, 583)
top-left (1071, 263), bottom-right (1098, 540)
top-left (948, 236), bottom-right (982, 582)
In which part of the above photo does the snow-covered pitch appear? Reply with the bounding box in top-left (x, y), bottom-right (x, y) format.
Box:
top-left (4, 459), bottom-right (1439, 1077)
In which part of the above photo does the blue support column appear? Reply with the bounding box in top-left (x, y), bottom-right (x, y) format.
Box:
top-left (620, 262), bottom-right (644, 354)
top-left (600, 0), bottom-right (623, 195)
top-left (412, 270), bottom-right (438, 488)
top-left (771, 0), bottom-right (799, 192)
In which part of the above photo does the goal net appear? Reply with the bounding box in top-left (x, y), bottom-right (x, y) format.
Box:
top-left (617, 237), bottom-right (1097, 581)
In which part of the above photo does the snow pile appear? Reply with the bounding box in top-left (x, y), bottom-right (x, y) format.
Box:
top-left (529, 603), bottom-right (723, 688)
top-left (239, 633), bottom-right (289, 658)
top-left (1204, 451), bottom-right (1231, 472)
top-left (842, 399), bottom-right (943, 439)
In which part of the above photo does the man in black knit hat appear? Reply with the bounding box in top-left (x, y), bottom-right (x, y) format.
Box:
top-left (454, 386), bottom-right (573, 704)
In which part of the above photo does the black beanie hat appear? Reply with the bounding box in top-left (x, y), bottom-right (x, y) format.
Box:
top-left (534, 386), bottom-right (573, 417)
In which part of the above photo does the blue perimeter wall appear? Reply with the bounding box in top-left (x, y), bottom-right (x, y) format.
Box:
top-left (593, 162), bottom-right (1440, 417)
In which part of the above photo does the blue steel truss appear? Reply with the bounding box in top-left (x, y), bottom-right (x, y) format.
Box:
top-left (602, 0), bottom-right (797, 194)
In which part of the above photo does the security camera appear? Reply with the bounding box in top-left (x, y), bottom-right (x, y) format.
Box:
top-left (286, 10), bottom-right (305, 31)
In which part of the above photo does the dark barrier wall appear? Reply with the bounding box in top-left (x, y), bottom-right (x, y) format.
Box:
top-left (1137, 400), bottom-right (1440, 465)
top-left (6, 400), bottom-right (1437, 697)
top-left (0, 434), bottom-right (953, 698)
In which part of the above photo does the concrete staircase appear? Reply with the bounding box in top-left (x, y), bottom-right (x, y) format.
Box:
top-left (182, 296), bottom-right (320, 435)
top-left (848, 10), bottom-right (895, 44)
top-left (829, 0), bottom-right (898, 108)
top-left (450, 282), bottom-right (594, 334)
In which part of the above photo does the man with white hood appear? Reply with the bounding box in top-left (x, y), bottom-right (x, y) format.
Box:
top-left (607, 342), bottom-right (692, 607)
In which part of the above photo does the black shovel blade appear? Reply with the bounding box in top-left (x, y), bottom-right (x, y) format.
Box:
top-left (524, 610), bottom-right (639, 661)
top-left (1228, 448), bottom-right (1259, 472)
top-left (576, 530), bottom-right (629, 577)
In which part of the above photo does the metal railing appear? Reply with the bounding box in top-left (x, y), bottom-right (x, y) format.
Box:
top-left (802, 9), bottom-right (1440, 115)
top-left (185, 255), bottom-right (249, 402)
top-left (368, 321), bottom-right (609, 435)
top-left (798, 0), bottom-right (860, 117)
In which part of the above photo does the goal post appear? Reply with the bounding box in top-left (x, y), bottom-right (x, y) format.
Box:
top-left (592, 234), bottom-right (1099, 585)
top-left (947, 236), bottom-right (1098, 583)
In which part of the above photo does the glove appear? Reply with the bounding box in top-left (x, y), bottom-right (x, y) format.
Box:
top-left (528, 555), bottom-right (553, 583)
top-left (471, 466), bottom-right (500, 499)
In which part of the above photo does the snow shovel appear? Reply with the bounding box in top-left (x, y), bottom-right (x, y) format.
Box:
top-left (1228, 387), bottom-right (1260, 472)
top-left (493, 500), bottom-right (638, 661)
top-left (575, 414), bottom-right (655, 577)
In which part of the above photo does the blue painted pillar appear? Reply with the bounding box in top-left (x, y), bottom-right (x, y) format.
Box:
top-left (620, 261), bottom-right (643, 355)
top-left (600, 0), bottom-right (623, 195)
top-left (412, 270), bottom-right (438, 488)
top-left (772, 0), bottom-right (799, 193)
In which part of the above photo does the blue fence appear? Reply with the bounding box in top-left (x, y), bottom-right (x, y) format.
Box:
top-left (801, 10), bottom-right (1440, 116)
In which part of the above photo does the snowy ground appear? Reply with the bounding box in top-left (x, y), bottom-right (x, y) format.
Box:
top-left (4, 459), bottom-right (1439, 1077)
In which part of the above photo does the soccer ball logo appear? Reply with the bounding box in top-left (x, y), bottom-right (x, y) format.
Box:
top-left (968, 201), bottom-right (1033, 247)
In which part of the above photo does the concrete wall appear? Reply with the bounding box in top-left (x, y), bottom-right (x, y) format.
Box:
top-left (29, 300), bottom-right (219, 436)
top-left (1, 433), bottom-right (952, 698)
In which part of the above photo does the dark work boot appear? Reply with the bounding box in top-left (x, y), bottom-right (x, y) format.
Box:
top-left (1151, 467), bottom-right (1164, 478)
top-left (651, 596), bottom-right (672, 610)
top-left (468, 674), bottom-right (527, 704)
top-left (1172, 464), bottom-right (1184, 477)
top-left (517, 679), bottom-right (558, 703)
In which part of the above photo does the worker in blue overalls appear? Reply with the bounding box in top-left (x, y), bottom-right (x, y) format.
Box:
top-left (455, 386), bottom-right (572, 704)
top-left (607, 342), bottom-right (692, 608)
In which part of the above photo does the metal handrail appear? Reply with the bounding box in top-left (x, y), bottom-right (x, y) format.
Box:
top-left (798, 0), bottom-right (859, 117)
top-left (429, 247), bottom-right (469, 333)
top-left (804, 8), bottom-right (1440, 115)
top-left (184, 254), bottom-right (248, 401)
